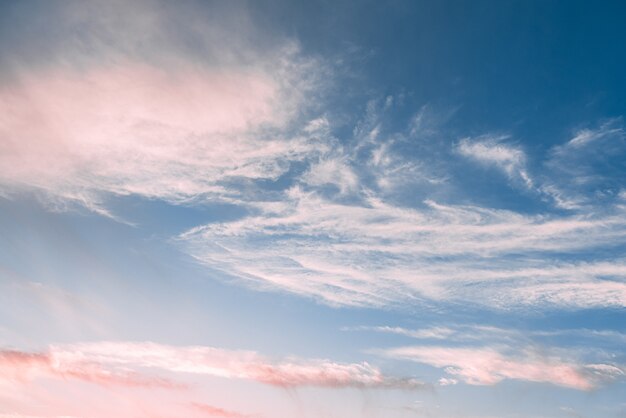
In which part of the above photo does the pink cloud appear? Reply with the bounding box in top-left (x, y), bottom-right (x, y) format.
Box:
top-left (0, 342), bottom-right (423, 418)
top-left (0, 61), bottom-right (318, 212)
top-left (51, 341), bottom-right (423, 390)
top-left (181, 188), bottom-right (626, 309)
top-left (1, 342), bottom-right (422, 391)
top-left (191, 403), bottom-right (252, 418)
top-left (0, 349), bottom-right (181, 389)
top-left (378, 345), bottom-right (621, 390)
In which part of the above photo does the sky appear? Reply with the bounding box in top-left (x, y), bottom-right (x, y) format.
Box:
top-left (0, 0), bottom-right (625, 417)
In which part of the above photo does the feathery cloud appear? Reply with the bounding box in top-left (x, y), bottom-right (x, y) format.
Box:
top-left (191, 403), bottom-right (252, 418)
top-left (181, 187), bottom-right (626, 308)
top-left (1, 342), bottom-right (423, 390)
top-left (0, 1), bottom-right (325, 215)
top-left (456, 136), bottom-right (533, 187)
top-left (542, 118), bottom-right (626, 209)
top-left (0, 349), bottom-right (180, 389)
top-left (377, 345), bottom-right (623, 390)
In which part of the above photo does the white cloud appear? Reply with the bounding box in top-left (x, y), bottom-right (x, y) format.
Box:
top-left (438, 377), bottom-right (458, 386)
top-left (377, 345), bottom-right (623, 390)
top-left (565, 119), bottom-right (624, 148)
top-left (456, 136), bottom-right (533, 187)
top-left (3, 4), bottom-right (626, 316)
top-left (180, 187), bottom-right (626, 308)
top-left (343, 326), bottom-right (456, 340)
top-left (303, 157), bottom-right (360, 194)
top-left (0, 342), bottom-right (423, 390)
top-left (0, 1), bottom-right (325, 215)
top-left (542, 118), bottom-right (626, 209)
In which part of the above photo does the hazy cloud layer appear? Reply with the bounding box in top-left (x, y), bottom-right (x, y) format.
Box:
top-left (0, 0), bottom-right (324, 216)
top-left (353, 323), bottom-right (625, 390)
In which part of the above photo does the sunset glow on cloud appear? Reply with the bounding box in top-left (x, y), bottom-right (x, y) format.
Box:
top-left (1, 1), bottom-right (625, 417)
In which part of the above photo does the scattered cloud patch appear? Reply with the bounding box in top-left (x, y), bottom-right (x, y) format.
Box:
top-left (303, 157), bottom-right (360, 195)
top-left (343, 326), bottom-right (456, 340)
top-left (191, 403), bottom-right (252, 418)
top-left (181, 188), bottom-right (626, 309)
top-left (564, 119), bottom-right (624, 149)
top-left (456, 136), bottom-right (533, 188)
top-left (542, 118), bottom-right (626, 209)
top-left (1, 342), bottom-right (423, 391)
top-left (377, 345), bottom-right (623, 390)
top-left (0, 348), bottom-right (181, 389)
top-left (0, 1), bottom-right (326, 216)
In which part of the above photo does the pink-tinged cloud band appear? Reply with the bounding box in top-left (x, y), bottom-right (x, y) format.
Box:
top-left (191, 403), bottom-right (252, 418)
top-left (1, 342), bottom-right (423, 390)
top-left (0, 349), bottom-right (180, 389)
top-left (181, 187), bottom-right (626, 309)
top-left (0, 0), bottom-right (324, 216)
top-left (377, 345), bottom-right (624, 390)
top-left (0, 60), bottom-right (320, 215)
top-left (0, 342), bottom-right (422, 417)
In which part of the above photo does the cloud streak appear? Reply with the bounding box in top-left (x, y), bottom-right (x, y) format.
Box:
top-left (191, 403), bottom-right (252, 418)
top-left (1, 342), bottom-right (423, 391)
top-left (377, 345), bottom-right (623, 390)
top-left (0, 1), bottom-right (325, 216)
top-left (2, 0), bottom-right (625, 316)
top-left (456, 135), bottom-right (533, 187)
top-left (181, 187), bottom-right (626, 309)
top-left (0, 348), bottom-right (180, 389)
top-left (542, 118), bottom-right (626, 209)
top-left (0, 61), bottom-right (322, 212)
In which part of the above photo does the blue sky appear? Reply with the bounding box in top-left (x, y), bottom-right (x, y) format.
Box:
top-left (0, 1), bottom-right (625, 417)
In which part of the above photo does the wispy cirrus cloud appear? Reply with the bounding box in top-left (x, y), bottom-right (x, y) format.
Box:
top-left (3, 0), bottom-right (626, 317)
top-left (354, 322), bottom-right (625, 391)
top-left (342, 326), bottom-right (456, 340)
top-left (0, 341), bottom-right (422, 418)
top-left (456, 135), bottom-right (533, 188)
top-left (541, 118), bottom-right (626, 209)
top-left (303, 156), bottom-right (360, 195)
top-left (1, 342), bottom-right (423, 390)
top-left (0, 61), bottom-right (317, 213)
top-left (0, 1), bottom-right (326, 216)
top-left (376, 345), bottom-right (623, 390)
top-left (346, 323), bottom-right (626, 348)
top-left (181, 186), bottom-right (626, 309)
top-left (191, 403), bottom-right (252, 418)
top-left (0, 348), bottom-right (180, 389)
top-left (560, 118), bottom-right (624, 149)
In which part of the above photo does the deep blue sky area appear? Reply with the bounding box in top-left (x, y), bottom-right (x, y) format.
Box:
top-left (253, 0), bottom-right (626, 141)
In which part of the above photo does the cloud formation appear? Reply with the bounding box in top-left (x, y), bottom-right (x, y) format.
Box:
top-left (456, 135), bottom-right (533, 187)
top-left (191, 403), bottom-right (252, 418)
top-left (0, 348), bottom-right (180, 389)
top-left (181, 187), bottom-right (626, 308)
top-left (1, 342), bottom-right (422, 390)
top-left (542, 118), bottom-right (626, 209)
top-left (1, 1), bottom-right (625, 316)
top-left (0, 1), bottom-right (323, 216)
top-left (377, 345), bottom-right (623, 390)
top-left (357, 323), bottom-right (625, 391)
